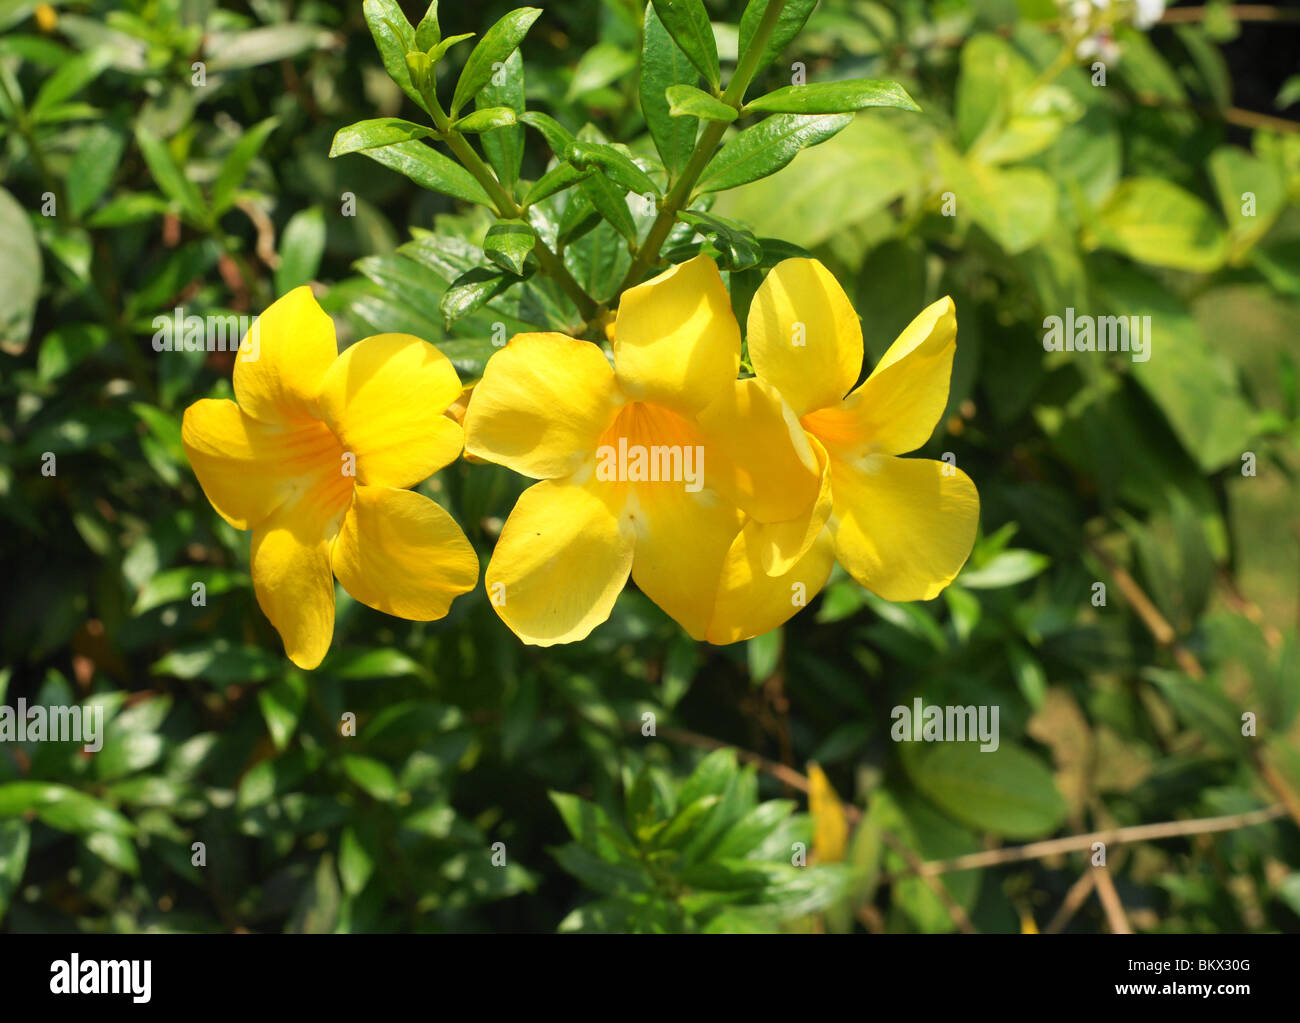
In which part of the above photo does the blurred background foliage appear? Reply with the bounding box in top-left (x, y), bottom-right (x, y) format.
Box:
top-left (1, 0), bottom-right (1298, 933)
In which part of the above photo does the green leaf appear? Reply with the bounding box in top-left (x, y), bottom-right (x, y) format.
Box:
top-left (451, 7), bottom-right (542, 116)
top-left (29, 49), bottom-right (110, 120)
top-left (329, 118), bottom-right (435, 157)
top-left (452, 106), bottom-right (518, 133)
top-left (567, 140), bottom-right (660, 197)
top-left (357, 140), bottom-right (493, 206)
top-left (65, 123), bottom-right (126, 218)
top-left (907, 743), bottom-right (1067, 839)
top-left (483, 220), bottom-right (536, 275)
top-left (132, 567), bottom-right (248, 614)
top-left (440, 266), bottom-right (514, 327)
top-left (567, 41), bottom-right (638, 101)
top-left (276, 206), bottom-right (327, 295)
top-left (477, 48), bottom-right (526, 189)
top-left (710, 800), bottom-right (796, 859)
top-left (641, 3), bottom-right (700, 178)
top-left (0, 782), bottom-right (134, 836)
top-left (738, 0), bottom-right (818, 76)
top-left (746, 79), bottom-right (919, 114)
top-left (362, 0), bottom-right (428, 114)
top-left (203, 24), bottom-right (333, 71)
top-left (677, 210), bottom-right (762, 269)
top-left (259, 671), bottom-right (308, 752)
top-left (426, 32), bottom-right (475, 65)
top-left (1146, 669), bottom-right (1245, 756)
top-left (522, 162), bottom-right (590, 206)
top-left (0, 187), bottom-right (41, 355)
top-left (519, 110), bottom-right (575, 159)
top-left (1207, 146), bottom-right (1285, 253)
top-left (1090, 178), bottom-right (1229, 273)
top-left (697, 113), bottom-right (852, 193)
top-left (650, 0), bottom-right (720, 91)
top-left (666, 83), bottom-right (736, 121)
top-left (414, 0), bottom-right (441, 50)
top-left (339, 826), bottom-right (375, 896)
top-left (37, 323), bottom-right (109, 381)
top-left (957, 549), bottom-right (1050, 589)
top-left (212, 116), bottom-right (278, 214)
top-left (133, 124), bottom-right (206, 224)
top-left (0, 820), bottom-right (29, 924)
top-left (341, 755), bottom-right (401, 802)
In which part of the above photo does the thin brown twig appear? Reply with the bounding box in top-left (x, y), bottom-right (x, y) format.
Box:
top-left (1093, 865), bottom-right (1133, 934)
top-left (1086, 538), bottom-right (1204, 677)
top-left (1159, 4), bottom-right (1300, 22)
top-left (902, 804), bottom-right (1287, 877)
top-left (1045, 868), bottom-right (1097, 933)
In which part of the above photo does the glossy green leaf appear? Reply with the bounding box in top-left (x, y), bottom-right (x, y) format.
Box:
top-left (477, 48), bottom-right (526, 188)
top-left (666, 83), bottom-right (736, 121)
top-left (567, 140), bottom-right (660, 197)
top-left (738, 0), bottom-right (818, 76)
top-left (522, 162), bottom-right (590, 206)
top-left (483, 220), bottom-right (536, 275)
top-left (440, 265), bottom-right (514, 327)
top-left (329, 118), bottom-right (435, 157)
top-left (453, 106), bottom-right (517, 133)
top-left (414, 0), bottom-right (441, 50)
top-left (696, 113), bottom-right (852, 193)
top-left (745, 79), bottom-right (919, 114)
top-left (451, 7), bottom-right (542, 116)
top-left (357, 140), bottom-right (493, 206)
top-left (362, 0), bottom-right (428, 114)
top-left (640, 3), bottom-right (700, 178)
top-left (650, 0), bottom-right (720, 90)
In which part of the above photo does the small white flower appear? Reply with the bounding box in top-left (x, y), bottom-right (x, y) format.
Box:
top-left (1132, 0), bottom-right (1165, 28)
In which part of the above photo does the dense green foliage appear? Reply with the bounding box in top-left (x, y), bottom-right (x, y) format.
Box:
top-left (0, 0), bottom-right (1298, 933)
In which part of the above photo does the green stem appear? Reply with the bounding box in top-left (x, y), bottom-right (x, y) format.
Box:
top-left (614, 0), bottom-right (789, 296)
top-left (425, 92), bottom-right (599, 322)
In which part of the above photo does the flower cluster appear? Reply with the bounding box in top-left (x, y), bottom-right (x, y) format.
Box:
top-left (182, 259), bottom-right (978, 666)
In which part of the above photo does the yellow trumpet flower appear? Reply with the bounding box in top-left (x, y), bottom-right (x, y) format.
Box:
top-left (464, 255), bottom-right (823, 646)
top-left (181, 287), bottom-right (478, 669)
top-left (730, 258), bottom-right (979, 607)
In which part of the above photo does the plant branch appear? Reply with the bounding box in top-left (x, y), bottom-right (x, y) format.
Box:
top-left (900, 804), bottom-right (1287, 877)
top-left (422, 90), bottom-right (599, 322)
top-left (615, 0), bottom-right (790, 295)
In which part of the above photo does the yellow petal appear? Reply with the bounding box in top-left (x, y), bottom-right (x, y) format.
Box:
top-left (705, 525), bottom-right (834, 645)
top-left (829, 453), bottom-right (979, 602)
top-left (803, 296), bottom-right (956, 457)
top-left (464, 332), bottom-right (623, 479)
top-left (485, 473), bottom-right (634, 645)
top-left (807, 763), bottom-right (849, 863)
top-left (249, 475), bottom-right (353, 670)
top-left (695, 377), bottom-right (821, 527)
top-left (630, 482), bottom-right (743, 641)
top-left (613, 254), bottom-right (740, 413)
top-left (331, 485), bottom-right (478, 620)
top-left (233, 286), bottom-right (338, 424)
top-left (747, 258), bottom-right (863, 417)
top-left (182, 398), bottom-right (344, 530)
top-left (746, 432), bottom-right (833, 576)
top-left (316, 333), bottom-right (464, 489)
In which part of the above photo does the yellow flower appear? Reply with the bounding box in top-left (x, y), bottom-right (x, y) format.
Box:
top-left (733, 258), bottom-right (979, 605)
top-left (181, 287), bottom-right (478, 669)
top-left (463, 255), bottom-right (823, 646)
